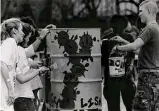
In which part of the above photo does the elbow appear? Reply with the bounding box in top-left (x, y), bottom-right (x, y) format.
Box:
top-left (132, 47), bottom-right (138, 51)
top-left (18, 80), bottom-right (24, 84)
top-left (16, 76), bottom-right (26, 84)
top-left (17, 79), bottom-right (24, 84)
top-left (18, 78), bottom-right (25, 84)
top-left (131, 44), bottom-right (139, 51)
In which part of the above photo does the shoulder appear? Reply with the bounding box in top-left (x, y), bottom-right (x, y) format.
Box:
top-left (17, 46), bottom-right (25, 52)
top-left (148, 23), bottom-right (159, 31)
top-left (3, 38), bottom-right (17, 48)
top-left (18, 46), bottom-right (24, 50)
top-left (5, 38), bottom-right (16, 44)
top-left (1, 38), bottom-right (17, 49)
top-left (139, 25), bottom-right (153, 35)
top-left (145, 23), bottom-right (159, 37)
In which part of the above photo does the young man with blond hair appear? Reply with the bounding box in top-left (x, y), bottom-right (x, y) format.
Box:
top-left (111, 0), bottom-right (159, 110)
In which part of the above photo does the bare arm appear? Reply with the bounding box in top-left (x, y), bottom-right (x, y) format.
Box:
top-left (16, 67), bottom-right (48, 84)
top-left (119, 39), bottom-right (130, 45)
top-left (32, 29), bottom-right (49, 52)
top-left (1, 61), bottom-right (15, 105)
top-left (25, 29), bottom-right (50, 58)
top-left (32, 38), bottom-right (42, 52)
top-left (16, 69), bottom-right (39, 84)
top-left (1, 61), bottom-right (14, 91)
top-left (110, 36), bottom-right (130, 44)
top-left (110, 36), bottom-right (141, 54)
top-left (32, 24), bottom-right (56, 51)
top-left (117, 38), bottom-right (144, 52)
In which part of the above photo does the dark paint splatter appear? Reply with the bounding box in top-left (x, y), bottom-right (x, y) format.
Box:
top-left (79, 32), bottom-right (94, 62)
top-left (55, 30), bottom-right (69, 47)
top-left (85, 63), bottom-right (89, 67)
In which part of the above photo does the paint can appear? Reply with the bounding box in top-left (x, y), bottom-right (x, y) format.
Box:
top-left (109, 57), bottom-right (125, 77)
top-left (46, 28), bottom-right (102, 110)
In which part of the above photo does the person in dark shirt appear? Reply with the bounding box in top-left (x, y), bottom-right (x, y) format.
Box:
top-left (101, 15), bottom-right (136, 111)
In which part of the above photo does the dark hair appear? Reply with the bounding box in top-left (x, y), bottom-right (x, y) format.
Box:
top-left (20, 16), bottom-right (37, 29)
top-left (20, 16), bottom-right (39, 45)
top-left (18, 23), bottom-right (32, 47)
top-left (109, 15), bottom-right (128, 35)
top-left (22, 23), bottom-right (32, 38)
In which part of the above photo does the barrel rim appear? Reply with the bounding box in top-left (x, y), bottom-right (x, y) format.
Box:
top-left (50, 79), bottom-right (103, 82)
top-left (40, 28), bottom-right (101, 30)
top-left (48, 54), bottom-right (101, 57)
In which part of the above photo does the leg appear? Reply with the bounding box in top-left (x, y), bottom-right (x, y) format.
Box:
top-left (121, 77), bottom-right (136, 111)
top-left (33, 89), bottom-right (41, 111)
top-left (103, 77), bottom-right (121, 111)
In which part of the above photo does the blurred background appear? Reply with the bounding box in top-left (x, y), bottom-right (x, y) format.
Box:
top-left (1, 0), bottom-right (159, 33)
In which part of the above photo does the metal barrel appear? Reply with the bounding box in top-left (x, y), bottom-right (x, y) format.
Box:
top-left (46, 28), bottom-right (102, 110)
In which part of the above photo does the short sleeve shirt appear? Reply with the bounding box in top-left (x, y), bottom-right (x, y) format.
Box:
top-left (0, 38), bottom-right (19, 68)
top-left (0, 38), bottom-right (18, 110)
top-left (15, 46), bottom-right (34, 98)
top-left (0, 38), bottom-right (19, 87)
top-left (25, 45), bottom-right (35, 58)
top-left (138, 23), bottom-right (159, 69)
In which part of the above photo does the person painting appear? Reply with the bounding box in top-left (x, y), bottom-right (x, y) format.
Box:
top-left (102, 15), bottom-right (136, 111)
top-left (0, 18), bottom-right (25, 111)
top-left (111, 1), bottom-right (159, 110)
top-left (13, 21), bottom-right (49, 111)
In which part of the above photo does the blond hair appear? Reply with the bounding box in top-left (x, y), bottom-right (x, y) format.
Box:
top-left (1, 18), bottom-right (22, 41)
top-left (140, 0), bottom-right (158, 15)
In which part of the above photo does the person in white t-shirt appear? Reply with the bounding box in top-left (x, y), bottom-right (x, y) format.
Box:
top-left (0, 18), bottom-right (50, 111)
top-left (18, 17), bottom-right (57, 111)
top-left (28, 56), bottom-right (43, 110)
top-left (13, 20), bottom-right (53, 111)
top-left (0, 18), bottom-right (25, 111)
top-left (14, 44), bottom-right (48, 111)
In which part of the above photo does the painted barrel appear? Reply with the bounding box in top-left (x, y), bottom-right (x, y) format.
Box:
top-left (46, 28), bottom-right (102, 110)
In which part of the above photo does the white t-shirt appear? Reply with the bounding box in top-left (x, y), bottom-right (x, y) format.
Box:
top-left (28, 58), bottom-right (43, 90)
top-left (0, 38), bottom-right (19, 111)
top-left (15, 45), bottom-right (35, 99)
top-left (25, 45), bottom-right (35, 58)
